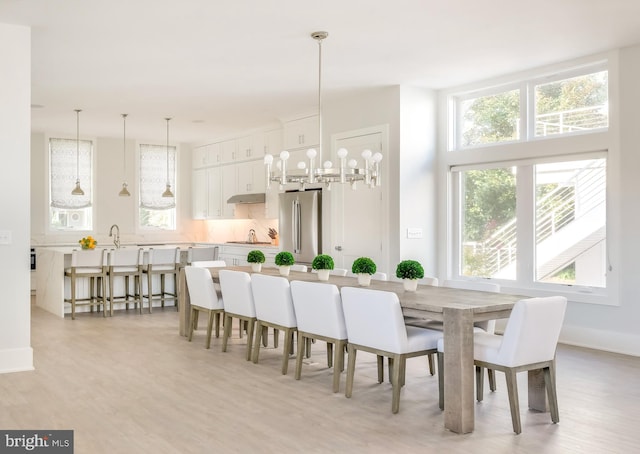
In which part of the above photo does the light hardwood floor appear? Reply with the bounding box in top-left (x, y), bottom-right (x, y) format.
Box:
top-left (1, 302), bottom-right (639, 453)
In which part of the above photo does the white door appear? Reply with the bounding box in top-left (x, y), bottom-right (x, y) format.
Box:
top-left (331, 129), bottom-right (387, 275)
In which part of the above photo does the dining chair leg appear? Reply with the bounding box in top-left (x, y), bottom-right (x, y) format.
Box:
top-left (437, 352), bottom-right (444, 410)
top-left (281, 328), bottom-right (293, 375)
top-left (388, 357), bottom-right (394, 384)
top-left (214, 312), bottom-right (221, 338)
top-left (238, 319), bottom-right (243, 338)
top-left (377, 355), bottom-right (384, 383)
top-left (289, 332), bottom-right (295, 355)
top-left (488, 368), bottom-right (496, 392)
top-left (188, 307), bottom-right (197, 342)
top-left (294, 332), bottom-right (305, 380)
top-left (333, 340), bottom-right (346, 393)
top-left (427, 353), bottom-right (435, 376)
top-left (252, 321), bottom-right (263, 363)
top-left (273, 328), bottom-right (279, 348)
top-left (245, 319), bottom-right (255, 361)
top-left (476, 365), bottom-right (485, 402)
top-left (326, 343), bottom-right (333, 368)
top-left (262, 326), bottom-right (268, 347)
top-left (400, 356), bottom-right (406, 387)
top-left (305, 338), bottom-right (311, 358)
top-left (505, 369), bottom-right (522, 434)
top-left (193, 311), bottom-right (199, 330)
top-left (391, 354), bottom-right (402, 414)
top-left (222, 314), bottom-right (233, 352)
top-left (205, 311), bottom-right (214, 349)
top-left (345, 344), bottom-right (357, 398)
top-left (545, 363), bottom-right (560, 424)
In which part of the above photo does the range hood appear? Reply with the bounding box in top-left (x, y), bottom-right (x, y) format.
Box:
top-left (226, 193), bottom-right (266, 204)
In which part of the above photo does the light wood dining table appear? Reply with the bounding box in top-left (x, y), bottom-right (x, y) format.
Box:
top-left (177, 266), bottom-right (546, 435)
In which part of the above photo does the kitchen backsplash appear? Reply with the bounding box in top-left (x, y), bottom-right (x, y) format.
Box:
top-left (205, 218), bottom-right (278, 244)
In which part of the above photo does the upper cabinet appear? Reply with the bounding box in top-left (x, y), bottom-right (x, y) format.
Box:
top-left (254, 128), bottom-right (283, 157)
top-left (283, 115), bottom-right (319, 150)
top-left (221, 139), bottom-right (238, 163)
top-left (192, 143), bottom-right (222, 169)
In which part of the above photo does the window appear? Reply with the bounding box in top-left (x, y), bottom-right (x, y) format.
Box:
top-left (49, 138), bottom-right (93, 230)
top-left (139, 143), bottom-right (176, 230)
top-left (451, 66), bottom-right (608, 150)
top-left (458, 88), bottom-right (520, 148)
top-left (534, 71), bottom-right (608, 137)
top-left (454, 157), bottom-right (607, 290)
top-left (446, 60), bottom-right (614, 302)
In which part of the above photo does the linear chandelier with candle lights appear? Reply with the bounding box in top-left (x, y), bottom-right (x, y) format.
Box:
top-left (264, 31), bottom-right (382, 191)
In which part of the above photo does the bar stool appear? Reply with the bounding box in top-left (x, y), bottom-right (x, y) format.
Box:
top-left (107, 248), bottom-right (144, 316)
top-left (142, 247), bottom-right (180, 313)
top-left (64, 249), bottom-right (108, 320)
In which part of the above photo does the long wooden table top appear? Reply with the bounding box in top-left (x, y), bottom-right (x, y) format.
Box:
top-left (208, 266), bottom-right (522, 322)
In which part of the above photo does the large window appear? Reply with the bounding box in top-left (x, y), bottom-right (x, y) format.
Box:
top-left (139, 143), bottom-right (176, 230)
top-left (49, 138), bottom-right (93, 231)
top-left (455, 157), bottom-right (606, 289)
top-left (447, 61), bottom-right (612, 301)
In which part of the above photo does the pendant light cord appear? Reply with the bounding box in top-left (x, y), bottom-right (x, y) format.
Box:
top-left (122, 114), bottom-right (127, 180)
top-left (75, 109), bottom-right (81, 181)
top-left (165, 117), bottom-right (171, 185)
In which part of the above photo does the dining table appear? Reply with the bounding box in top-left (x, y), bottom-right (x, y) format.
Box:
top-left (177, 266), bottom-right (547, 434)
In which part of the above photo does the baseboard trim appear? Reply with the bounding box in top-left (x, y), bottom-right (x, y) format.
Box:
top-left (0, 347), bottom-right (34, 374)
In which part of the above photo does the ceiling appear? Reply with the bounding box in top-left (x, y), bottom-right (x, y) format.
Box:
top-left (3, 0), bottom-right (640, 144)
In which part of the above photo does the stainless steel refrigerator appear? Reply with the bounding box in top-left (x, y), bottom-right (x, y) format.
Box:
top-left (279, 190), bottom-right (322, 264)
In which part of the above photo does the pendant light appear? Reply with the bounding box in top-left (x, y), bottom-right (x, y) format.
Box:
top-left (71, 109), bottom-right (85, 195)
top-left (161, 117), bottom-right (174, 198)
top-left (119, 113), bottom-right (131, 196)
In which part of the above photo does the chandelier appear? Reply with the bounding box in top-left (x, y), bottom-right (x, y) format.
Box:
top-left (264, 31), bottom-right (382, 191)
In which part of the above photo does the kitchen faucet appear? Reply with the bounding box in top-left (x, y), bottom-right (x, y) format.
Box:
top-left (109, 224), bottom-right (121, 249)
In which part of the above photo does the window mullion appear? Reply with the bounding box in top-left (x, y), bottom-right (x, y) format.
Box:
top-left (515, 165), bottom-right (535, 287)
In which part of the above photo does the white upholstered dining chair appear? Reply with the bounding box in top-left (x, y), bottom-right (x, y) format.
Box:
top-left (341, 286), bottom-right (442, 413)
top-left (250, 274), bottom-right (297, 374)
top-left (106, 248), bottom-right (144, 316)
top-left (219, 270), bottom-right (257, 361)
top-left (437, 296), bottom-right (567, 434)
top-left (290, 280), bottom-right (348, 392)
top-left (184, 266), bottom-right (225, 349)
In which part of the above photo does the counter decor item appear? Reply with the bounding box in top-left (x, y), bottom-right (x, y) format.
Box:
top-left (275, 251), bottom-right (295, 276)
top-left (395, 260), bottom-right (424, 292)
top-left (247, 250), bottom-right (265, 272)
top-left (79, 236), bottom-right (97, 250)
top-left (312, 254), bottom-right (334, 281)
top-left (268, 228), bottom-right (279, 246)
top-left (351, 257), bottom-right (377, 286)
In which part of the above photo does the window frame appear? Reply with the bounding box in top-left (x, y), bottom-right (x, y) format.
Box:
top-left (441, 53), bottom-right (619, 306)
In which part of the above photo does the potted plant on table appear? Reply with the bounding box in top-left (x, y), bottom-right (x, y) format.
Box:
top-left (275, 251), bottom-right (295, 276)
top-left (247, 250), bottom-right (265, 272)
top-left (395, 260), bottom-right (424, 291)
top-left (351, 257), bottom-right (377, 286)
top-left (312, 254), bottom-right (334, 281)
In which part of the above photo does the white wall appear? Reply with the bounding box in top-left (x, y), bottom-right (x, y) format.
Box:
top-left (557, 44), bottom-right (640, 355)
top-left (0, 23), bottom-right (33, 373)
top-left (398, 86), bottom-right (438, 278)
top-left (30, 133), bottom-right (200, 246)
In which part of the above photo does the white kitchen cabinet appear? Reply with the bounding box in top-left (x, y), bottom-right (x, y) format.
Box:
top-left (253, 128), bottom-right (283, 158)
top-left (283, 115), bottom-right (319, 150)
top-left (192, 167), bottom-right (222, 219)
top-left (237, 135), bottom-right (254, 160)
top-left (237, 160), bottom-right (266, 195)
top-left (192, 143), bottom-right (222, 169)
top-left (218, 244), bottom-right (277, 267)
top-left (221, 139), bottom-right (238, 163)
top-left (222, 163), bottom-right (238, 218)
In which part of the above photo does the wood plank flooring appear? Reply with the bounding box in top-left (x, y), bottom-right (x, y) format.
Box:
top-left (1, 302), bottom-right (639, 453)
